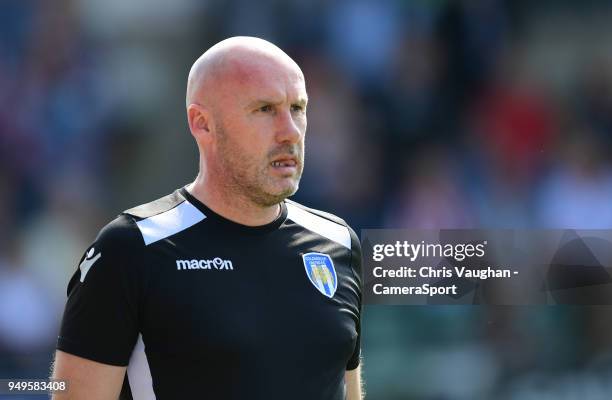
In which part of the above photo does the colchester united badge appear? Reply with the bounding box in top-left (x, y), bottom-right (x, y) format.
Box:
top-left (302, 252), bottom-right (337, 298)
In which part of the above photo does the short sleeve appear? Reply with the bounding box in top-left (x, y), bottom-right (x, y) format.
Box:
top-left (346, 226), bottom-right (362, 370)
top-left (56, 215), bottom-right (145, 366)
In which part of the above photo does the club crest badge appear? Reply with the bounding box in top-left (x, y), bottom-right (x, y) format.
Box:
top-left (302, 252), bottom-right (337, 298)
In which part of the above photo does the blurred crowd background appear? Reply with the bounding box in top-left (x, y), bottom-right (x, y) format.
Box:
top-left (2, 0), bottom-right (612, 399)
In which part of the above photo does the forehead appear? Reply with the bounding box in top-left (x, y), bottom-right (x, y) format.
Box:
top-left (220, 55), bottom-right (307, 103)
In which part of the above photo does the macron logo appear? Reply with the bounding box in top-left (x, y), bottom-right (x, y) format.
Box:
top-left (176, 258), bottom-right (234, 271)
top-left (80, 247), bottom-right (101, 282)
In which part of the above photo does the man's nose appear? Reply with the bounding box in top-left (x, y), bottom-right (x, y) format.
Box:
top-left (275, 109), bottom-right (302, 144)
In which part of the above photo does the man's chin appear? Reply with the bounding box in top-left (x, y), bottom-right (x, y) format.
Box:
top-left (255, 183), bottom-right (299, 207)
top-left (279, 179), bottom-right (300, 196)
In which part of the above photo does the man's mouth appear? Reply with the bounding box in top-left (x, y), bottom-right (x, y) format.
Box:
top-left (270, 156), bottom-right (299, 174)
top-left (271, 159), bottom-right (297, 167)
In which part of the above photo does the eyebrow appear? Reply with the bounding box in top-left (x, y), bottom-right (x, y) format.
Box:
top-left (246, 97), bottom-right (308, 109)
top-left (294, 98), bottom-right (308, 107)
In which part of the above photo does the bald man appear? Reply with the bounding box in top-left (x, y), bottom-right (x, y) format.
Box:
top-left (52, 37), bottom-right (363, 400)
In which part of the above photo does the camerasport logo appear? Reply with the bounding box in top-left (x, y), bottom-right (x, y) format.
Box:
top-left (175, 258), bottom-right (234, 271)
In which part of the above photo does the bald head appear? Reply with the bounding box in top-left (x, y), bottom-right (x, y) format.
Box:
top-left (186, 36), bottom-right (303, 108)
top-left (185, 36), bottom-right (308, 212)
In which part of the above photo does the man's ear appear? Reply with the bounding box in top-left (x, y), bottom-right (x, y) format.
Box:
top-left (187, 103), bottom-right (213, 140)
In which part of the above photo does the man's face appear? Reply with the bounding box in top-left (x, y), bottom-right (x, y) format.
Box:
top-left (210, 58), bottom-right (307, 207)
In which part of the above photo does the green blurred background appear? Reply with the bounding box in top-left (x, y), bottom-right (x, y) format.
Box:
top-left (2, 0), bottom-right (612, 398)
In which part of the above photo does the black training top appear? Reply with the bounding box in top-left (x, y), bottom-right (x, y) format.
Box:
top-left (57, 187), bottom-right (362, 400)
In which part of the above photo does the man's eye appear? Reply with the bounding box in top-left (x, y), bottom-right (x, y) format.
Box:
top-left (291, 104), bottom-right (304, 112)
top-left (259, 105), bottom-right (272, 112)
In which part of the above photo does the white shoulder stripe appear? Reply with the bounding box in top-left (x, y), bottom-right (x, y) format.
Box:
top-left (286, 203), bottom-right (351, 249)
top-left (135, 200), bottom-right (205, 245)
top-left (127, 334), bottom-right (155, 399)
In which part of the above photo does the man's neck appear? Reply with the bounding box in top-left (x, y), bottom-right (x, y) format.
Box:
top-left (186, 176), bottom-right (281, 227)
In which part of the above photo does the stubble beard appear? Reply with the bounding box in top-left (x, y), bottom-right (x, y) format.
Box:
top-left (215, 124), bottom-right (304, 208)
